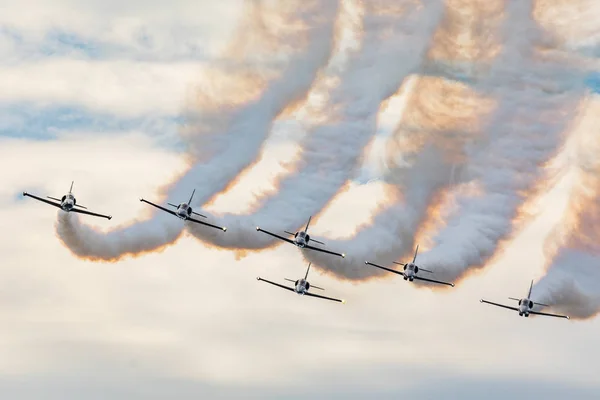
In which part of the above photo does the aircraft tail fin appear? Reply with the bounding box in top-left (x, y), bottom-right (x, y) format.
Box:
top-left (69, 181), bottom-right (74, 194)
top-left (412, 245), bottom-right (419, 263)
top-left (304, 216), bottom-right (312, 232)
top-left (188, 189), bottom-right (196, 205)
top-left (304, 262), bottom-right (312, 280)
top-left (528, 279), bottom-right (533, 298)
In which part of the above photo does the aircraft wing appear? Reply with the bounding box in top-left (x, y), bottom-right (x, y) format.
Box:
top-left (187, 217), bottom-right (226, 232)
top-left (304, 244), bottom-right (345, 258)
top-left (480, 299), bottom-right (519, 312)
top-left (303, 291), bottom-right (345, 303)
top-left (413, 275), bottom-right (454, 287)
top-left (140, 199), bottom-right (178, 217)
top-left (69, 208), bottom-right (112, 220)
top-left (365, 261), bottom-right (405, 277)
top-left (256, 228), bottom-right (296, 245)
top-left (529, 310), bottom-right (570, 320)
top-left (22, 192), bottom-right (62, 209)
top-left (256, 277), bottom-right (295, 293)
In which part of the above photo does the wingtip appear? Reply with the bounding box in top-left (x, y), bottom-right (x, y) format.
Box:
top-left (256, 226), bottom-right (260, 231)
top-left (341, 299), bottom-right (346, 304)
top-left (566, 316), bottom-right (570, 320)
top-left (22, 191), bottom-right (27, 196)
top-left (223, 227), bottom-right (227, 232)
top-left (479, 299), bottom-right (483, 303)
top-left (139, 198), bottom-right (143, 201)
top-left (451, 283), bottom-right (455, 287)
top-left (341, 253), bottom-right (346, 258)
top-left (108, 216), bottom-right (112, 220)
top-left (364, 261), bottom-right (368, 264)
top-left (256, 277), bottom-right (261, 281)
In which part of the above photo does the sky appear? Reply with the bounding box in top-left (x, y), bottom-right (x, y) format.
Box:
top-left (1, 0), bottom-right (600, 399)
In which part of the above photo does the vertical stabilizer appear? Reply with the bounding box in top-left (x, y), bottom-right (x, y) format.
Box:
top-left (304, 216), bottom-right (312, 232)
top-left (413, 245), bottom-right (419, 263)
top-left (304, 263), bottom-right (312, 279)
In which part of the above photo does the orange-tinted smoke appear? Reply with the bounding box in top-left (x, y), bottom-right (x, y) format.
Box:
top-left (543, 101), bottom-right (600, 260)
top-left (55, 211), bottom-right (185, 263)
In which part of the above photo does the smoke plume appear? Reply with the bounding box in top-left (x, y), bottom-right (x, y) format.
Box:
top-left (186, 0), bottom-right (447, 251)
top-left (531, 99), bottom-right (600, 319)
top-left (395, 0), bottom-right (587, 284)
top-left (55, 0), bottom-right (339, 261)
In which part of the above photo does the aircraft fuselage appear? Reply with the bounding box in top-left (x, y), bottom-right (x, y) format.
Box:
top-left (61, 193), bottom-right (76, 211)
top-left (518, 298), bottom-right (534, 317)
top-left (294, 231), bottom-right (309, 248)
top-left (176, 203), bottom-right (192, 219)
top-left (403, 263), bottom-right (417, 281)
top-left (294, 279), bottom-right (309, 294)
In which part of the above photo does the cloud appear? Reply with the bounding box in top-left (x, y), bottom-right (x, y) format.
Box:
top-left (0, 60), bottom-right (207, 117)
top-left (0, 0), bottom-right (244, 62)
top-left (0, 105), bottom-right (184, 147)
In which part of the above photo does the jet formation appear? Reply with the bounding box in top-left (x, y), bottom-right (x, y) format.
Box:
top-left (22, 182), bottom-right (570, 318)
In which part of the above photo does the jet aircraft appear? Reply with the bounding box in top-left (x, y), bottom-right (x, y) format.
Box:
top-left (256, 216), bottom-right (345, 258)
top-left (140, 189), bottom-right (226, 232)
top-left (23, 181), bottom-right (112, 220)
top-left (365, 245), bottom-right (454, 287)
top-left (257, 262), bottom-right (345, 304)
top-left (480, 280), bottom-right (570, 319)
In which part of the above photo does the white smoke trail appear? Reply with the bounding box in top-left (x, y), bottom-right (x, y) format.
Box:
top-left (302, 144), bottom-right (456, 280)
top-left (531, 99), bottom-right (600, 319)
top-left (186, 0), bottom-right (446, 251)
top-left (55, 0), bottom-right (339, 261)
top-left (299, 0), bottom-right (511, 279)
top-left (406, 0), bottom-right (588, 283)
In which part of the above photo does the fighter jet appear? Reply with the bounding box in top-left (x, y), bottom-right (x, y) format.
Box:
top-left (256, 216), bottom-right (345, 258)
top-left (365, 245), bottom-right (454, 287)
top-left (22, 181), bottom-right (112, 220)
top-left (140, 189), bottom-right (226, 232)
top-left (480, 280), bottom-right (570, 319)
top-left (257, 262), bottom-right (345, 304)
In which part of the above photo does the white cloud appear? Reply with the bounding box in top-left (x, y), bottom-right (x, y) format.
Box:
top-left (0, 60), bottom-right (205, 116)
top-left (0, 1), bottom-right (245, 119)
top-left (2, 134), bottom-right (600, 398)
top-left (0, 0), bottom-right (244, 61)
